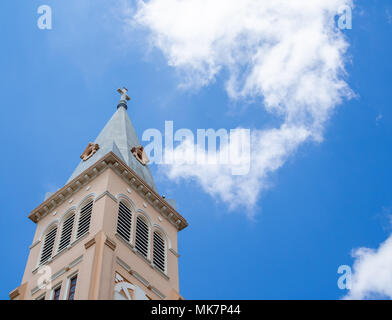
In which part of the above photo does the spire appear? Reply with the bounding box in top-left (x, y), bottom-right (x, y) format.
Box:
top-left (67, 88), bottom-right (158, 192)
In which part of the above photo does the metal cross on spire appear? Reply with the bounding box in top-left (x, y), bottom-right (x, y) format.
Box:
top-left (117, 87), bottom-right (131, 101)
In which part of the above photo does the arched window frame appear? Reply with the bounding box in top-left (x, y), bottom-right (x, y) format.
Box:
top-left (116, 199), bottom-right (134, 245)
top-left (152, 229), bottom-right (168, 274)
top-left (55, 209), bottom-right (77, 254)
top-left (134, 212), bottom-right (152, 260)
top-left (38, 222), bottom-right (59, 266)
top-left (74, 196), bottom-right (94, 241)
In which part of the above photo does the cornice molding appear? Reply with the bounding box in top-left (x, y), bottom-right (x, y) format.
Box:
top-left (28, 152), bottom-right (188, 231)
top-left (151, 286), bottom-right (166, 300)
top-left (29, 240), bottom-right (40, 250)
top-left (69, 255), bottom-right (83, 269)
top-left (169, 248), bottom-right (180, 258)
top-left (116, 257), bottom-right (131, 272)
top-left (95, 190), bottom-right (118, 204)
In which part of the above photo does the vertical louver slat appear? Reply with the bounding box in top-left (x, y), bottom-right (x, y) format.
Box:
top-left (57, 214), bottom-right (75, 252)
top-left (76, 201), bottom-right (93, 239)
top-left (40, 227), bottom-right (57, 264)
top-left (153, 232), bottom-right (166, 272)
top-left (117, 201), bottom-right (132, 242)
top-left (135, 216), bottom-right (149, 258)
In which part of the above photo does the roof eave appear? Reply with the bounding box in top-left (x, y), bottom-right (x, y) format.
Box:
top-left (28, 152), bottom-right (188, 231)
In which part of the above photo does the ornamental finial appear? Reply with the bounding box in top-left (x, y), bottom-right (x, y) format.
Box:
top-left (117, 87), bottom-right (131, 110)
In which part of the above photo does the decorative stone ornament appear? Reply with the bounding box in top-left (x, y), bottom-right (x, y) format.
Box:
top-left (80, 142), bottom-right (100, 161)
top-left (114, 272), bottom-right (148, 300)
top-left (131, 146), bottom-right (149, 166)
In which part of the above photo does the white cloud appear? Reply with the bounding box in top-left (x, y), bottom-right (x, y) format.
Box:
top-left (345, 234), bottom-right (392, 300)
top-left (376, 114), bottom-right (383, 125)
top-left (387, 9), bottom-right (392, 24)
top-left (133, 0), bottom-right (354, 210)
top-left (165, 125), bottom-right (309, 213)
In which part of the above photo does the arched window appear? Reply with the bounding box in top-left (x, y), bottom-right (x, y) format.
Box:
top-left (153, 231), bottom-right (166, 273)
top-left (57, 213), bottom-right (75, 252)
top-left (117, 201), bottom-right (133, 242)
top-left (76, 200), bottom-right (93, 239)
top-left (40, 226), bottom-right (58, 265)
top-left (135, 216), bottom-right (149, 258)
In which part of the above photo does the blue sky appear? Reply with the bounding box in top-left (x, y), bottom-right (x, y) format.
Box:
top-left (1, 0), bottom-right (392, 299)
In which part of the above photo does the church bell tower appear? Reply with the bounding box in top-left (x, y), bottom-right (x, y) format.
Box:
top-left (9, 88), bottom-right (188, 300)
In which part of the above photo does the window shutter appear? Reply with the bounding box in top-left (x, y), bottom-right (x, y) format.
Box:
top-left (135, 216), bottom-right (149, 258)
top-left (117, 201), bottom-right (132, 242)
top-left (40, 227), bottom-right (57, 264)
top-left (57, 214), bottom-right (75, 252)
top-left (153, 232), bottom-right (166, 273)
top-left (76, 200), bottom-right (93, 239)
